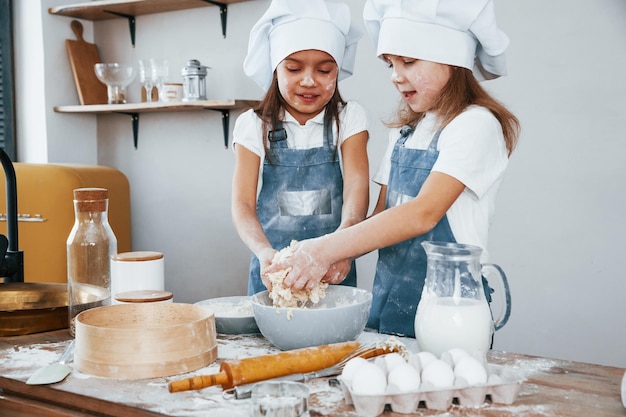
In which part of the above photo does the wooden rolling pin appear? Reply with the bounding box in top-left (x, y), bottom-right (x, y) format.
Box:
top-left (168, 341), bottom-right (360, 393)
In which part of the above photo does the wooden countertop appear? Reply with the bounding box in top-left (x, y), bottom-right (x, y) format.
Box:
top-left (0, 329), bottom-right (624, 416)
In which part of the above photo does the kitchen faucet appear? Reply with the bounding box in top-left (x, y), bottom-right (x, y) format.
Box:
top-left (0, 147), bottom-right (24, 282)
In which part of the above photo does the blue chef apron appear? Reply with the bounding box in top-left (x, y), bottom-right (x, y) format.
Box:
top-left (247, 118), bottom-right (357, 295)
top-left (368, 127), bottom-right (493, 337)
top-left (368, 127), bottom-right (457, 337)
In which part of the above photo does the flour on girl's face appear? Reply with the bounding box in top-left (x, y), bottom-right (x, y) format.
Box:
top-left (275, 50), bottom-right (339, 124)
top-left (388, 57), bottom-right (451, 114)
top-left (300, 74), bottom-right (315, 87)
top-left (413, 72), bottom-right (442, 94)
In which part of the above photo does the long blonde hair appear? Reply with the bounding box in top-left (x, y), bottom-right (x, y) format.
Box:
top-left (387, 67), bottom-right (520, 156)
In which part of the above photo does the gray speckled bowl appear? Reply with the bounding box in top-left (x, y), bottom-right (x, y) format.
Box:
top-left (251, 286), bottom-right (372, 350)
top-left (195, 296), bottom-right (260, 334)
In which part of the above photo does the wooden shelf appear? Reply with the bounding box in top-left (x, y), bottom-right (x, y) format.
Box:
top-left (49, 0), bottom-right (258, 42)
top-left (49, 1), bottom-right (261, 147)
top-left (49, 0), bottom-right (251, 21)
top-left (54, 99), bottom-right (258, 114)
top-left (54, 99), bottom-right (259, 148)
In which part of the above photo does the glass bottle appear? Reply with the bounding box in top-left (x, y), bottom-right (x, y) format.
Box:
top-left (67, 188), bottom-right (117, 336)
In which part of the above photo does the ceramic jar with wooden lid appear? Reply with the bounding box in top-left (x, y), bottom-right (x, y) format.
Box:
top-left (115, 289), bottom-right (173, 304)
top-left (111, 251), bottom-right (165, 304)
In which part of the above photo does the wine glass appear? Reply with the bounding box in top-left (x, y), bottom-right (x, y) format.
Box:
top-left (149, 58), bottom-right (169, 102)
top-left (94, 63), bottom-right (135, 104)
top-left (138, 59), bottom-right (154, 102)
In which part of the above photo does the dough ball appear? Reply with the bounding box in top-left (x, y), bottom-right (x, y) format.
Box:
top-left (267, 241), bottom-right (328, 308)
top-left (341, 357), bottom-right (368, 384)
top-left (440, 348), bottom-right (469, 368)
top-left (351, 362), bottom-right (387, 395)
top-left (421, 359), bottom-right (455, 389)
top-left (387, 362), bottom-right (421, 393)
top-left (454, 356), bottom-right (488, 386)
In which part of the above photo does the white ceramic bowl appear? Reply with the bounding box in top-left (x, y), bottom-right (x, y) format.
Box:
top-left (251, 286), bottom-right (372, 350)
top-left (195, 296), bottom-right (259, 334)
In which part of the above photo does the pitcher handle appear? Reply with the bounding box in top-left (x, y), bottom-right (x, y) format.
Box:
top-left (482, 263), bottom-right (511, 331)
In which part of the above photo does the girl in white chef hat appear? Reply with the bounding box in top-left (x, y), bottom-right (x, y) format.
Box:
top-left (267, 0), bottom-right (520, 337)
top-left (232, 0), bottom-right (370, 295)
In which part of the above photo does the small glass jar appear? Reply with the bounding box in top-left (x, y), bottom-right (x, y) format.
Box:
top-left (181, 59), bottom-right (209, 101)
top-left (66, 188), bottom-right (117, 337)
top-left (251, 381), bottom-right (309, 417)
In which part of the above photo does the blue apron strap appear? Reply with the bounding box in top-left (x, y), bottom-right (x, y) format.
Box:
top-left (268, 121), bottom-right (288, 148)
top-left (323, 113), bottom-right (334, 149)
top-left (427, 129), bottom-right (442, 151)
top-left (269, 115), bottom-right (334, 149)
top-left (398, 126), bottom-right (414, 146)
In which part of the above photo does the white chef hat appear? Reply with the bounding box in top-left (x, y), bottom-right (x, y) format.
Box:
top-left (243, 0), bottom-right (362, 90)
top-left (363, 0), bottom-right (509, 80)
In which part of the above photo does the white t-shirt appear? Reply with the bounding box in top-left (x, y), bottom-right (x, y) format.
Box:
top-left (372, 106), bottom-right (509, 261)
top-left (233, 101), bottom-right (369, 194)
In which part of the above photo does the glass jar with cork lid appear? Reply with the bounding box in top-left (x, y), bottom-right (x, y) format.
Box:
top-left (66, 188), bottom-right (117, 337)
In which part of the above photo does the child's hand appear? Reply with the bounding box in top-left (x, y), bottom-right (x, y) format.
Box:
top-left (258, 247), bottom-right (278, 290)
top-left (322, 259), bottom-right (352, 284)
top-left (266, 238), bottom-right (330, 291)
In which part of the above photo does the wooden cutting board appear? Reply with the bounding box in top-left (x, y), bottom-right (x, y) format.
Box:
top-left (65, 20), bottom-right (107, 105)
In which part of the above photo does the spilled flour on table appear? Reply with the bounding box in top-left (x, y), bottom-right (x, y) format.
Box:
top-left (0, 333), bottom-right (562, 416)
top-left (216, 335), bottom-right (279, 360)
top-left (488, 404), bottom-right (555, 416)
top-left (500, 356), bottom-right (562, 379)
top-left (1, 341), bottom-right (67, 379)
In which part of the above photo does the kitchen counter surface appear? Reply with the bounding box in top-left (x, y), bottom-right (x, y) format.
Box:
top-left (0, 328), bottom-right (624, 417)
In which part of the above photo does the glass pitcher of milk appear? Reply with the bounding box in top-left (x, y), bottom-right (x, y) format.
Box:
top-left (414, 241), bottom-right (511, 359)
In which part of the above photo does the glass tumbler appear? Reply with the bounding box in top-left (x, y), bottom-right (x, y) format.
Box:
top-left (138, 59), bottom-right (154, 102)
top-left (251, 381), bottom-right (309, 417)
top-left (150, 58), bottom-right (169, 102)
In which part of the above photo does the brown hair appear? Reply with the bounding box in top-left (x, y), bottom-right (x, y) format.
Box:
top-left (253, 72), bottom-right (346, 162)
top-left (387, 67), bottom-right (520, 157)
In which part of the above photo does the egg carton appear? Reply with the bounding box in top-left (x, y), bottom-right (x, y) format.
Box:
top-left (338, 364), bottom-right (524, 416)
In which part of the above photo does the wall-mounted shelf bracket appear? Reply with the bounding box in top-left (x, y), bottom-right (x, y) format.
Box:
top-left (53, 99), bottom-right (259, 150)
top-left (118, 112), bottom-right (140, 148)
top-left (103, 10), bottom-right (136, 46)
top-left (208, 109), bottom-right (230, 148)
top-left (202, 1), bottom-right (228, 38)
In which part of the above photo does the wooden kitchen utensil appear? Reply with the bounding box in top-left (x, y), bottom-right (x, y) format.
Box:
top-left (65, 20), bottom-right (107, 105)
top-left (223, 341), bottom-right (407, 400)
top-left (168, 340), bottom-right (361, 393)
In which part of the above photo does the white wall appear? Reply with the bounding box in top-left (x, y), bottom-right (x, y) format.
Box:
top-left (487, 0), bottom-right (626, 367)
top-left (15, 0), bottom-right (626, 367)
top-left (14, 0), bottom-right (98, 163)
